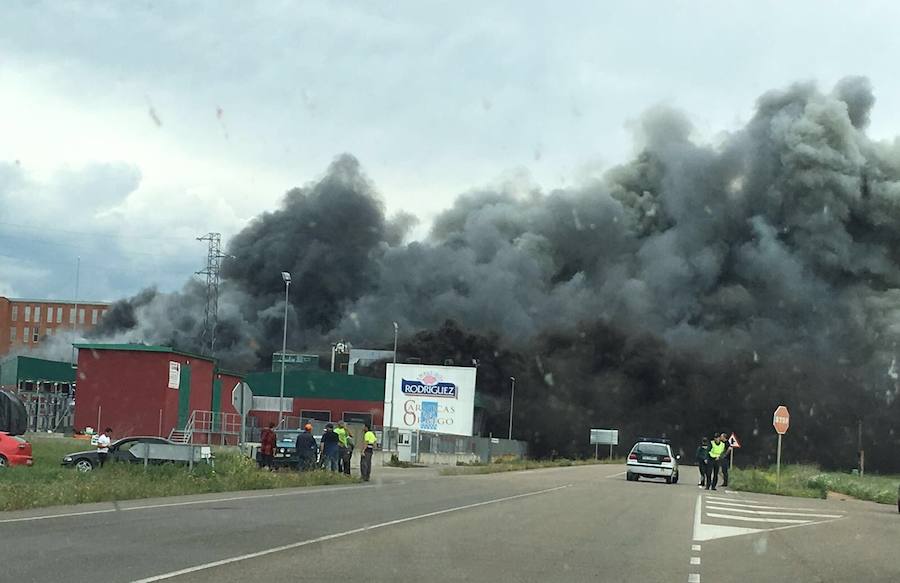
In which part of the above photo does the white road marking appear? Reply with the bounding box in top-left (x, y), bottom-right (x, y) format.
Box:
top-left (705, 512), bottom-right (812, 524)
top-left (130, 484), bottom-right (572, 583)
top-left (705, 495), bottom-right (760, 504)
top-left (688, 574), bottom-right (701, 583)
top-left (0, 484), bottom-right (375, 524)
top-left (606, 471), bottom-right (627, 478)
top-left (690, 557), bottom-right (701, 565)
top-left (691, 544), bottom-right (701, 551)
top-left (705, 505), bottom-right (842, 519)
top-left (702, 499), bottom-right (818, 511)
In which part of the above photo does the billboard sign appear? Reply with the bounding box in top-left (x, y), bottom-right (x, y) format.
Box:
top-left (590, 429), bottom-right (618, 445)
top-left (384, 364), bottom-right (476, 436)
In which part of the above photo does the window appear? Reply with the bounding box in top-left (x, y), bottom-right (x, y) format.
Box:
top-left (23, 327), bottom-right (30, 343)
top-left (33, 327), bottom-right (40, 343)
top-left (24, 306), bottom-right (31, 322)
top-left (69, 308), bottom-right (75, 324)
top-left (11, 306), bottom-right (17, 321)
top-left (56, 307), bottom-right (63, 323)
top-left (342, 412), bottom-right (373, 426)
top-left (46, 328), bottom-right (53, 337)
top-left (78, 309), bottom-right (85, 324)
top-left (300, 410), bottom-right (331, 422)
top-left (34, 306), bottom-right (41, 323)
top-left (91, 309), bottom-right (98, 325)
top-left (9, 327), bottom-right (16, 342)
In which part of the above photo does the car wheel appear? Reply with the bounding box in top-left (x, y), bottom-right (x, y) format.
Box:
top-left (0, 455), bottom-right (7, 468)
top-left (665, 476), bottom-right (673, 484)
top-left (626, 471), bottom-right (634, 481)
top-left (75, 459), bottom-right (94, 472)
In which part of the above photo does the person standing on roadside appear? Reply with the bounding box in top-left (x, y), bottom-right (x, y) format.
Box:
top-left (320, 423), bottom-right (340, 471)
top-left (96, 427), bottom-right (112, 468)
top-left (360, 424), bottom-right (377, 482)
top-left (695, 437), bottom-right (710, 488)
top-left (259, 422), bottom-right (277, 470)
top-left (718, 432), bottom-right (732, 487)
top-left (295, 423), bottom-right (318, 471)
top-left (334, 421), bottom-right (351, 475)
top-left (707, 433), bottom-right (726, 490)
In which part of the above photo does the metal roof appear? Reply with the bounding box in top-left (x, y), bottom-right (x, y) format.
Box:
top-left (0, 355), bottom-right (76, 385)
top-left (73, 343), bottom-right (214, 362)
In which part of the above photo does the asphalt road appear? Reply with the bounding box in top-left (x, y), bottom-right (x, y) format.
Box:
top-left (1, 464), bottom-right (897, 582)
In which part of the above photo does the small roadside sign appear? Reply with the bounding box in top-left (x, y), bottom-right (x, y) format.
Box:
top-left (773, 405), bottom-right (790, 490)
top-left (773, 405), bottom-right (790, 435)
top-left (728, 433), bottom-right (741, 449)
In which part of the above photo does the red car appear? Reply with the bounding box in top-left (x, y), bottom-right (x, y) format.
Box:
top-left (0, 432), bottom-right (33, 467)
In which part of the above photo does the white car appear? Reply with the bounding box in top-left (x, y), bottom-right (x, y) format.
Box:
top-left (626, 438), bottom-right (679, 484)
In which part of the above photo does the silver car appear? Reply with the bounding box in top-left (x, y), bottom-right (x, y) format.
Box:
top-left (626, 439), bottom-right (680, 484)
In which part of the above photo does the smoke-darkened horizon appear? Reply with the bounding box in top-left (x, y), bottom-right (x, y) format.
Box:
top-left (38, 77), bottom-right (900, 468)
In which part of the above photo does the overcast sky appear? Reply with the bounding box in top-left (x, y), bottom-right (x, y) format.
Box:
top-left (2, 1), bottom-right (900, 302)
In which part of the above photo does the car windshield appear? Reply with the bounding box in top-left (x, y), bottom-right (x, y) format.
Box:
top-left (276, 431), bottom-right (300, 444)
top-left (634, 444), bottom-right (669, 456)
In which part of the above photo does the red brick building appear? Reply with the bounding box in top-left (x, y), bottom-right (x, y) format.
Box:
top-left (0, 296), bottom-right (110, 357)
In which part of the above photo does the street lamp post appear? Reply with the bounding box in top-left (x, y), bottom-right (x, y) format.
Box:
top-left (386, 322), bottom-right (399, 458)
top-left (278, 271), bottom-right (291, 429)
top-left (508, 376), bottom-right (516, 440)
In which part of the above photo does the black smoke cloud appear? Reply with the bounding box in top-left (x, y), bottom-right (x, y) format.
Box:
top-left (89, 78), bottom-right (900, 468)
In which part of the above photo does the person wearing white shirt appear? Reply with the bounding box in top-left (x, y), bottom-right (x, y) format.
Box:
top-left (96, 428), bottom-right (112, 468)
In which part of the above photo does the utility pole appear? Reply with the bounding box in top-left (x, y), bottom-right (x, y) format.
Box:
top-left (858, 418), bottom-right (864, 478)
top-left (70, 256), bottom-right (80, 365)
top-left (279, 272), bottom-right (291, 429)
top-left (196, 233), bottom-right (226, 356)
top-left (508, 376), bottom-right (516, 440)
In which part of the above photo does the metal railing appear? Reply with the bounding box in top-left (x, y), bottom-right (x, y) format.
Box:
top-left (170, 410), bottom-right (243, 445)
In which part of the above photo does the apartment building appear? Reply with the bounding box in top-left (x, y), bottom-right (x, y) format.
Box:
top-left (0, 296), bottom-right (111, 357)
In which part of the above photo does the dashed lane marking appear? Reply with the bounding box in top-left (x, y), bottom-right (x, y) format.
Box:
top-left (691, 544), bottom-right (701, 551)
top-left (688, 574), bottom-right (701, 582)
top-left (690, 557), bottom-right (701, 565)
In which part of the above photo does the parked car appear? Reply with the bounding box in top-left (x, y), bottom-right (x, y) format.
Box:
top-left (626, 437), bottom-right (680, 484)
top-left (62, 436), bottom-right (175, 472)
top-left (0, 432), bottom-right (33, 467)
top-left (264, 429), bottom-right (322, 469)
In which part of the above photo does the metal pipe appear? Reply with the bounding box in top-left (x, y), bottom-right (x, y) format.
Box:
top-left (386, 322), bottom-right (398, 459)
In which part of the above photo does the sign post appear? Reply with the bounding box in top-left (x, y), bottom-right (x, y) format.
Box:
top-left (772, 405), bottom-right (790, 490)
top-left (728, 432), bottom-right (741, 470)
top-left (231, 382), bottom-right (253, 447)
top-left (590, 429), bottom-right (618, 460)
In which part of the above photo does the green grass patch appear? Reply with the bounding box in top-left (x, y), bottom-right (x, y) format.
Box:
top-left (730, 464), bottom-right (900, 505)
top-left (441, 457), bottom-right (624, 476)
top-left (0, 436), bottom-right (358, 512)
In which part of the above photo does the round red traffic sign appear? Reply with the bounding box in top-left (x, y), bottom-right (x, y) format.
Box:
top-left (773, 405), bottom-right (790, 435)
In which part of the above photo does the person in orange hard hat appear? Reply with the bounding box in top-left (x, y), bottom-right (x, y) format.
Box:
top-left (295, 423), bottom-right (317, 471)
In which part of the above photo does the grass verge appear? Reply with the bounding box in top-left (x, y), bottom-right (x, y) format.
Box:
top-left (440, 457), bottom-right (624, 476)
top-left (729, 464), bottom-right (900, 505)
top-left (0, 436), bottom-right (358, 512)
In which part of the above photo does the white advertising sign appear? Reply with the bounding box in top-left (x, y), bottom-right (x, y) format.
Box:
top-left (383, 364), bottom-right (476, 436)
top-left (168, 361), bottom-right (181, 389)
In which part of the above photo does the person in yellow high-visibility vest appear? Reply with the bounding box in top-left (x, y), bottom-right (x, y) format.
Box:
top-left (707, 434), bottom-right (727, 490)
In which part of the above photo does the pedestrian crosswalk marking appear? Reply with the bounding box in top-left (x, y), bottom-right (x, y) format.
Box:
top-left (705, 505), bottom-right (842, 519)
top-left (693, 494), bottom-right (846, 542)
top-left (705, 495), bottom-right (761, 504)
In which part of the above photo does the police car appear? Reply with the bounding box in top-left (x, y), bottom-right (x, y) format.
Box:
top-left (626, 438), bottom-right (680, 484)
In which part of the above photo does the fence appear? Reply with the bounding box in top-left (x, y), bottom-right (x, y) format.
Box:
top-left (382, 427), bottom-right (528, 465)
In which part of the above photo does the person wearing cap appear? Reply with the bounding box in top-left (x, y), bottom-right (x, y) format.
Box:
top-left (320, 423), bottom-right (340, 471)
top-left (334, 421), bottom-right (352, 475)
top-left (295, 423), bottom-right (318, 471)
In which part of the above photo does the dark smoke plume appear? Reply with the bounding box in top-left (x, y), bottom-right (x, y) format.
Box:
top-left (86, 79), bottom-right (900, 468)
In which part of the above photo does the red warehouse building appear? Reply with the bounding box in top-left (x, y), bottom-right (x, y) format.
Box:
top-left (74, 343), bottom-right (243, 440)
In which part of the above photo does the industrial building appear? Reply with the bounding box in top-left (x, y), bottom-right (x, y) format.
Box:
top-left (0, 296), bottom-right (110, 357)
top-left (0, 355), bottom-right (76, 431)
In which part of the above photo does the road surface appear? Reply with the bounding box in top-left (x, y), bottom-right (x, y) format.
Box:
top-left (1, 464), bottom-right (897, 582)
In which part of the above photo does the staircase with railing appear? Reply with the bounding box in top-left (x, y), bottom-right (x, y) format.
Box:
top-left (168, 410), bottom-right (243, 445)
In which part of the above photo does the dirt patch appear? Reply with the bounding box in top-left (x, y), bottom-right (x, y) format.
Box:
top-left (827, 490), bottom-right (859, 501)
